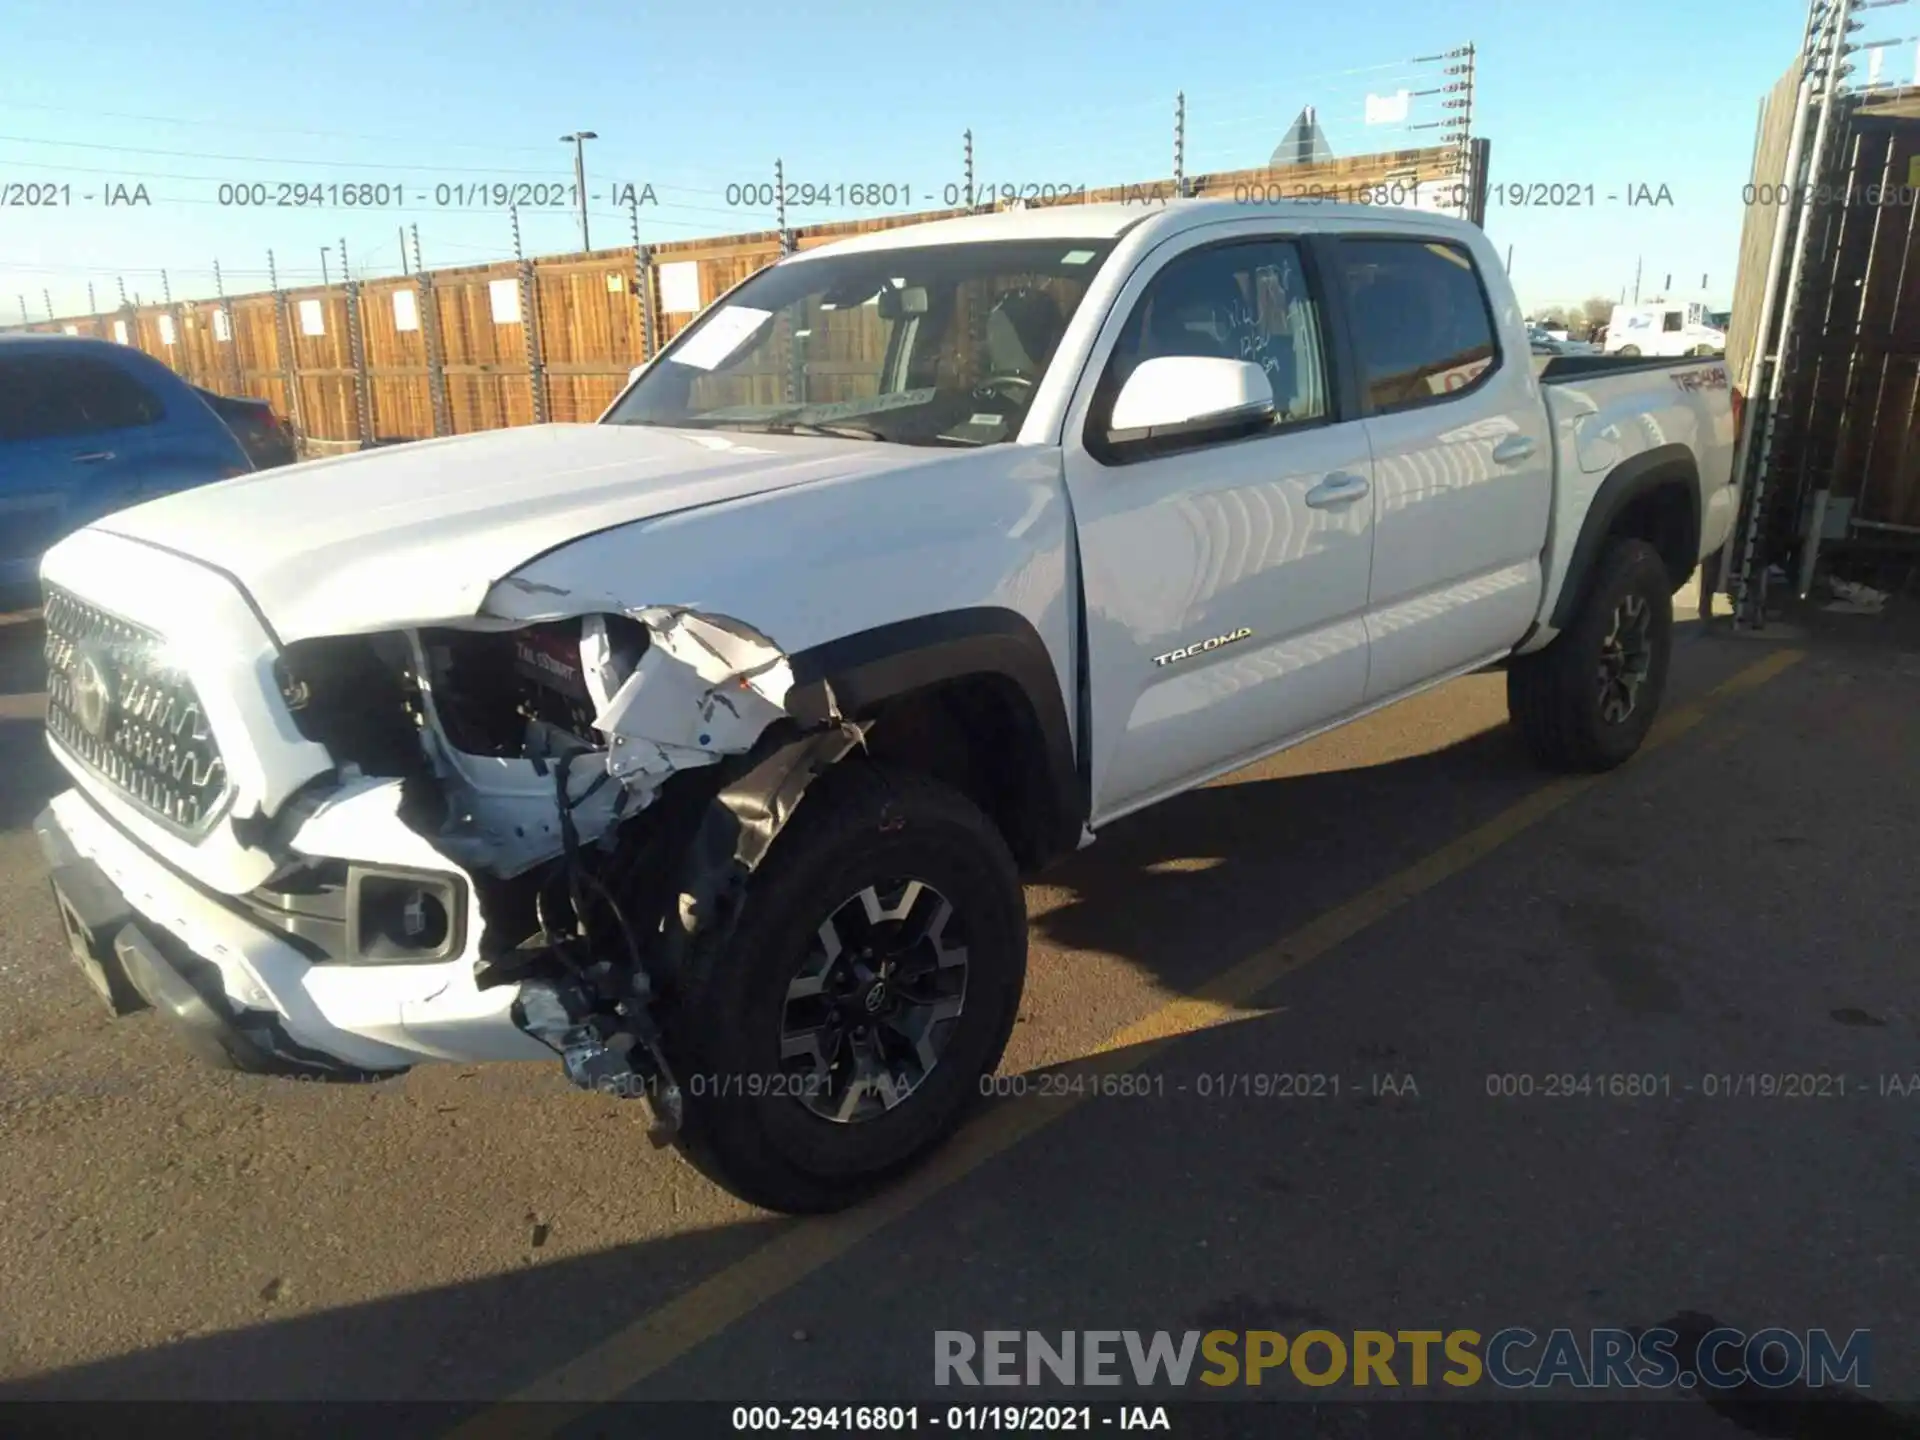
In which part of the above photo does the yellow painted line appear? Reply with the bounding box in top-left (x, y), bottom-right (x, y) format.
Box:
top-left (451, 646), bottom-right (1805, 1431)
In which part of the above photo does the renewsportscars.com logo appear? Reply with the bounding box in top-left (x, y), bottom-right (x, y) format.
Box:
top-left (934, 1327), bottom-right (1871, 1391)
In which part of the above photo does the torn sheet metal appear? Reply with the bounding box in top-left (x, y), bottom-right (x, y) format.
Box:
top-left (658, 720), bottom-right (869, 983)
top-left (595, 606), bottom-right (800, 791)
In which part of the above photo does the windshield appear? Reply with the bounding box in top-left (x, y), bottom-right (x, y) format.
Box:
top-left (603, 239), bottom-right (1116, 447)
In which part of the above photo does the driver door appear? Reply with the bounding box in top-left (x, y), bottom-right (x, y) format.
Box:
top-left (1060, 230), bottom-right (1376, 822)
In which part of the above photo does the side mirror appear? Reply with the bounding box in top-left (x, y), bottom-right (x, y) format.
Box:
top-left (1107, 357), bottom-right (1275, 450)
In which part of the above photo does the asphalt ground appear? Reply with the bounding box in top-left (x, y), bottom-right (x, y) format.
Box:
top-left (0, 592), bottom-right (1915, 1434)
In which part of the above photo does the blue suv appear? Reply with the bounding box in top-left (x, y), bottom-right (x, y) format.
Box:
top-left (0, 334), bottom-right (254, 602)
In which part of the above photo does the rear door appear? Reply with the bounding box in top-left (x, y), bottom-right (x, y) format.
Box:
top-left (1060, 228), bottom-right (1376, 821)
top-left (0, 351), bottom-right (163, 587)
top-left (1333, 234), bottom-right (1552, 701)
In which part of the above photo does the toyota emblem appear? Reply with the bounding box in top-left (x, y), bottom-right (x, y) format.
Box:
top-left (69, 646), bottom-right (116, 741)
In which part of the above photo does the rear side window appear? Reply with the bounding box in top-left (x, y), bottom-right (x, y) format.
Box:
top-left (1338, 239), bottom-right (1498, 413)
top-left (0, 353), bottom-right (165, 442)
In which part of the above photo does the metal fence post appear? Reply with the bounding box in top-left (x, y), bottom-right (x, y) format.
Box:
top-left (775, 158), bottom-right (794, 256)
top-left (630, 195), bottom-right (656, 361)
top-left (342, 235), bottom-right (372, 446)
top-left (269, 249), bottom-right (308, 444)
top-left (412, 224), bottom-right (448, 437)
top-left (511, 206), bottom-right (548, 424)
top-left (963, 130), bottom-right (975, 212)
top-left (1173, 93), bottom-right (1187, 197)
top-left (161, 268), bottom-right (187, 379)
top-left (214, 260), bottom-right (242, 394)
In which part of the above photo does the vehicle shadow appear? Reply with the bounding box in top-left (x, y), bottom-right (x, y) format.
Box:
top-left (0, 615), bottom-right (45, 700)
top-left (0, 718), bottom-right (63, 834)
top-left (0, 615), bottom-right (56, 835)
top-left (1026, 715), bottom-right (1545, 1003)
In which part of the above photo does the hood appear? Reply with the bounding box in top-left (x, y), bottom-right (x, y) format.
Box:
top-left (90, 423), bottom-right (900, 641)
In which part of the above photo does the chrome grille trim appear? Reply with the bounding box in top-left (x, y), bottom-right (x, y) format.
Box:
top-left (42, 584), bottom-right (232, 836)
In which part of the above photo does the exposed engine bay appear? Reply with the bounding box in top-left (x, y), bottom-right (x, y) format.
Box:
top-left (269, 604), bottom-right (861, 1141)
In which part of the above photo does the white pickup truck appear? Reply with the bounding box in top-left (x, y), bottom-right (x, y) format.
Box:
top-left (36, 201), bottom-right (1735, 1211)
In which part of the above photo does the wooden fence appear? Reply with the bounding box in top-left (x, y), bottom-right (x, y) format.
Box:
top-left (24, 145), bottom-right (1468, 447)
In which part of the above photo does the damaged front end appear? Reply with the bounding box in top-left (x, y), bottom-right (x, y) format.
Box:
top-left (273, 602), bottom-right (861, 1141)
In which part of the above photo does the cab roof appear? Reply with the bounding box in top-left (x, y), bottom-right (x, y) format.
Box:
top-left (793, 198), bottom-right (1480, 260)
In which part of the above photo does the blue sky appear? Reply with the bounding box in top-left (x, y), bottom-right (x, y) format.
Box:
top-left (0, 0), bottom-right (1873, 319)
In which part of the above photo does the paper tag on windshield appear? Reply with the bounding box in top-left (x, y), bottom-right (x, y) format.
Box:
top-left (669, 306), bottom-right (772, 371)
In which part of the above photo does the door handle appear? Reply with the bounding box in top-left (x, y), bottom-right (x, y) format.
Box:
top-left (1491, 435), bottom-right (1536, 465)
top-left (70, 451), bottom-right (116, 464)
top-left (1305, 472), bottom-right (1371, 508)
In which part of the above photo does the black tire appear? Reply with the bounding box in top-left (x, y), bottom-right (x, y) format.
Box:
top-left (1618, 344), bottom-right (1641, 357)
top-left (1508, 538), bottom-right (1673, 772)
top-left (666, 761), bottom-right (1026, 1213)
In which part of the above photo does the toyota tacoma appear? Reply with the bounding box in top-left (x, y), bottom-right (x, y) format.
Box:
top-left (35, 200), bottom-right (1736, 1211)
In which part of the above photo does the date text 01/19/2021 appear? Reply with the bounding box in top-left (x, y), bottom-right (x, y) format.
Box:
top-left (978, 1072), bottom-right (1418, 1099)
top-left (731, 1406), bottom-right (1170, 1432)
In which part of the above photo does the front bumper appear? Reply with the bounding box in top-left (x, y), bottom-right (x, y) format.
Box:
top-left (37, 803), bottom-right (388, 1078)
top-left (35, 786), bottom-right (550, 1076)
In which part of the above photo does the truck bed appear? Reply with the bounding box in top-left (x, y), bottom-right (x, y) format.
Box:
top-left (1536, 352), bottom-right (1727, 383)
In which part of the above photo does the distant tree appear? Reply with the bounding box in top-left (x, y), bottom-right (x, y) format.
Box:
top-left (1581, 296), bottom-right (1614, 327)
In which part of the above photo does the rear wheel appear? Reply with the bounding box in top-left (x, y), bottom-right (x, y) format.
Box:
top-left (667, 762), bottom-right (1026, 1213)
top-left (1508, 538), bottom-right (1673, 772)
top-left (1618, 344), bottom-right (1642, 357)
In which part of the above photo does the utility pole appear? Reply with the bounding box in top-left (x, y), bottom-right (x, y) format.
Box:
top-left (561, 130), bottom-right (598, 250)
top-left (320, 246), bottom-right (332, 287)
top-left (1505, 243), bottom-right (1513, 274)
top-left (400, 226), bottom-right (410, 275)
top-left (1633, 256), bottom-right (1642, 303)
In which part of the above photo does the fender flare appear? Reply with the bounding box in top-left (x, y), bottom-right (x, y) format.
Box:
top-left (1549, 443), bottom-right (1701, 630)
top-left (784, 607), bottom-right (1084, 862)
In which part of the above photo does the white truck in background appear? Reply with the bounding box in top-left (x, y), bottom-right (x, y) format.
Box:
top-left (1604, 300), bottom-right (1728, 357)
top-left (37, 200), bottom-right (1736, 1212)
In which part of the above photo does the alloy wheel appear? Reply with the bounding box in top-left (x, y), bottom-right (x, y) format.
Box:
top-left (1596, 593), bottom-right (1653, 725)
top-left (779, 879), bottom-right (970, 1124)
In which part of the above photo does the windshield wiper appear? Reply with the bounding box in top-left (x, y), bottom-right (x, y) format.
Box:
top-left (755, 420), bottom-right (890, 441)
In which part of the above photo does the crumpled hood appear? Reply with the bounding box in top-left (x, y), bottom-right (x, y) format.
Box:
top-left (88, 423), bottom-right (895, 641)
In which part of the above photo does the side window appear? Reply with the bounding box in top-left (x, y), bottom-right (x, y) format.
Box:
top-left (1094, 238), bottom-right (1330, 441)
top-left (0, 358), bottom-right (46, 442)
top-left (1339, 239), bottom-right (1499, 413)
top-left (2, 355), bottom-right (166, 440)
top-left (71, 357), bottom-right (166, 430)
top-left (1663, 311), bottom-right (1684, 333)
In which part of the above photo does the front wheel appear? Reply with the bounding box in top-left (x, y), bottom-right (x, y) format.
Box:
top-left (666, 762), bottom-right (1027, 1213)
top-left (1617, 344), bottom-right (1642, 357)
top-left (1508, 538), bottom-right (1673, 772)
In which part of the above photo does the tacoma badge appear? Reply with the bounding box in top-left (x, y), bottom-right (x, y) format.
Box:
top-left (1152, 627), bottom-right (1253, 667)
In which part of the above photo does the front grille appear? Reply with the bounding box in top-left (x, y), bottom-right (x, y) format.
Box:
top-left (43, 585), bottom-right (231, 834)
